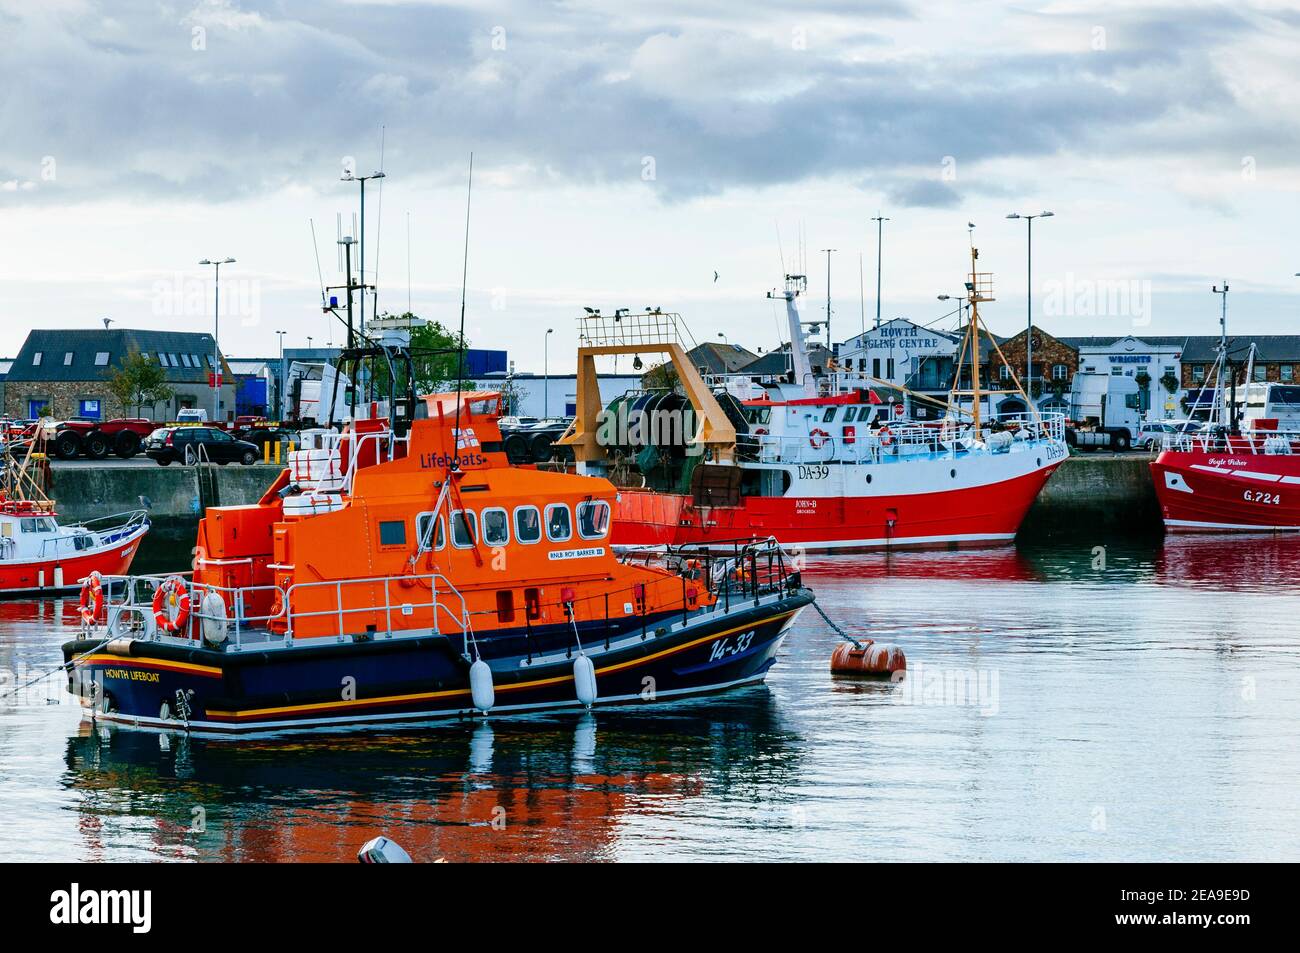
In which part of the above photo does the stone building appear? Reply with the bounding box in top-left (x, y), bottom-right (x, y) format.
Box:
top-left (3, 328), bottom-right (236, 422)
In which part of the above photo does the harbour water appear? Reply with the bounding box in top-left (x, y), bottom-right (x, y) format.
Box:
top-left (1, 534), bottom-right (1298, 862)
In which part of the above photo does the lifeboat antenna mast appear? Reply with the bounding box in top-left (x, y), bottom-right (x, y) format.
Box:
top-left (451, 153), bottom-right (474, 464)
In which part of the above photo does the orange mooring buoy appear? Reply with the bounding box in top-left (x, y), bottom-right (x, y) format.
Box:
top-left (830, 640), bottom-right (907, 678)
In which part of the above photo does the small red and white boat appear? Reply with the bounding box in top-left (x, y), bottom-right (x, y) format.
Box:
top-left (1152, 381), bottom-right (1300, 533)
top-left (0, 436), bottom-right (150, 594)
top-left (560, 249), bottom-right (1067, 553)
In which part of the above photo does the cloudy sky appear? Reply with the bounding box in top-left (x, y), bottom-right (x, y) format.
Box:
top-left (3, 0), bottom-right (1299, 372)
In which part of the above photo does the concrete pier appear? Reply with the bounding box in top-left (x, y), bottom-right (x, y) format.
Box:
top-left (1020, 453), bottom-right (1162, 538)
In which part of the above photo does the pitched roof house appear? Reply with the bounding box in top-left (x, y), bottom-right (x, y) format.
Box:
top-left (4, 328), bottom-right (236, 421)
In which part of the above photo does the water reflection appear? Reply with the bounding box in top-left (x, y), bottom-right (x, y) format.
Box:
top-left (59, 692), bottom-right (803, 863)
top-left (3, 532), bottom-right (1299, 861)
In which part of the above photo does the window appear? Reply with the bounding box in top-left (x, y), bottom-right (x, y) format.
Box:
top-left (206, 355), bottom-right (215, 367)
top-left (886, 358), bottom-right (895, 379)
top-left (1192, 365), bottom-right (1206, 384)
top-left (78, 399), bottom-right (101, 420)
top-left (999, 365), bottom-right (1011, 380)
top-left (210, 430), bottom-right (233, 442)
top-left (169, 354), bottom-right (180, 367)
top-left (31, 352), bottom-right (42, 366)
top-left (63, 352), bottom-right (73, 366)
top-left (451, 509), bottom-right (477, 548)
top-left (94, 352), bottom-right (110, 366)
top-left (180, 354), bottom-right (192, 367)
top-left (822, 407), bottom-right (837, 423)
top-left (577, 500), bottom-right (610, 539)
top-left (416, 512), bottom-right (445, 551)
top-left (21, 518), bottom-right (56, 533)
top-left (158, 352), bottom-right (169, 366)
top-left (872, 358), bottom-right (881, 378)
top-left (1283, 366), bottom-right (1295, 384)
top-left (545, 504), bottom-right (572, 542)
top-left (191, 354), bottom-right (202, 367)
top-left (843, 406), bottom-right (858, 423)
top-left (514, 506), bottom-right (541, 544)
top-left (27, 398), bottom-right (50, 418)
top-left (481, 507), bottom-right (509, 546)
top-left (1052, 364), bottom-right (1068, 381)
top-left (1254, 364), bottom-right (1267, 383)
top-left (1083, 365), bottom-right (1096, 373)
top-left (378, 520), bottom-right (407, 546)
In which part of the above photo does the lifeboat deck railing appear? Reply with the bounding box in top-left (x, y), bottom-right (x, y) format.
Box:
top-left (92, 568), bottom-right (472, 652)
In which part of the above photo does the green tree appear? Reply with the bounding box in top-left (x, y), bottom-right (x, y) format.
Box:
top-left (105, 349), bottom-right (173, 417)
top-left (642, 360), bottom-right (680, 392)
top-left (367, 313), bottom-right (472, 397)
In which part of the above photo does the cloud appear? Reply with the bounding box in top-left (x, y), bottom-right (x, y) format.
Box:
top-left (0, 0), bottom-right (1294, 208)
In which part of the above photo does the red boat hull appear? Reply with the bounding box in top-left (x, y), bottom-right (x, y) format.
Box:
top-left (613, 462), bottom-right (1060, 552)
top-left (1152, 450), bottom-right (1300, 532)
top-left (0, 529), bottom-right (147, 593)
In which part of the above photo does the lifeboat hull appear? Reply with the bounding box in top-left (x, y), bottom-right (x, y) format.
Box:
top-left (0, 524), bottom-right (149, 594)
top-left (1151, 450), bottom-right (1300, 532)
top-left (62, 590), bottom-right (811, 734)
top-left (614, 451), bottom-right (1063, 552)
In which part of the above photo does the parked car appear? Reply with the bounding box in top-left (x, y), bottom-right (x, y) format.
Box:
top-left (143, 426), bottom-right (260, 466)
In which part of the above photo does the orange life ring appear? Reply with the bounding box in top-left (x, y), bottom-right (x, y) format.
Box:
top-left (879, 425), bottom-right (895, 448)
top-left (809, 428), bottom-right (830, 449)
top-left (152, 576), bottom-right (192, 635)
top-left (79, 571), bottom-right (103, 626)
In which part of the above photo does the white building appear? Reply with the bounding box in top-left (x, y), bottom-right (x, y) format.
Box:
top-left (1061, 335), bottom-right (1186, 420)
top-left (836, 319), bottom-right (960, 391)
top-left (471, 372), bottom-right (644, 420)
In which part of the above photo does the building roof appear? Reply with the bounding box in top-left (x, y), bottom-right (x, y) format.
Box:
top-left (1059, 335), bottom-right (1190, 349)
top-left (688, 341), bottom-right (760, 374)
top-left (5, 328), bottom-right (231, 384)
top-left (1179, 334), bottom-right (1300, 363)
top-left (736, 342), bottom-right (834, 377)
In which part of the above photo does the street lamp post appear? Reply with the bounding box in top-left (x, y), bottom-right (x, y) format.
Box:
top-left (199, 256), bottom-right (235, 421)
top-left (871, 215), bottom-right (889, 329)
top-left (1006, 211), bottom-right (1053, 397)
top-left (544, 328), bottom-right (554, 419)
top-left (275, 330), bottom-right (287, 419)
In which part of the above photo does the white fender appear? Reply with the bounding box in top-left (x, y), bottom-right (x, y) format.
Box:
top-left (200, 591), bottom-right (229, 645)
top-left (469, 658), bottom-right (494, 713)
top-left (573, 654), bottom-right (597, 707)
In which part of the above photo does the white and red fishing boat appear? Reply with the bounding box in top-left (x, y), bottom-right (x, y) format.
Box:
top-left (0, 431), bottom-right (149, 594)
top-left (559, 248), bottom-right (1067, 553)
top-left (1153, 360), bottom-right (1300, 533)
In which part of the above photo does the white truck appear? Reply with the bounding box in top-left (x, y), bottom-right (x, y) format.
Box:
top-left (285, 361), bottom-right (354, 425)
top-left (1066, 373), bottom-right (1142, 451)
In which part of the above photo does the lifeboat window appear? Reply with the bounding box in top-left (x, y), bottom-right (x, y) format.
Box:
top-left (378, 520), bottom-right (407, 547)
top-left (822, 407), bottom-right (838, 423)
top-left (451, 509), bottom-right (477, 548)
top-left (545, 504), bottom-right (572, 542)
top-left (496, 590), bottom-right (516, 623)
top-left (415, 513), bottom-right (445, 551)
top-left (514, 506), bottom-right (541, 544)
top-left (577, 500), bottom-right (610, 539)
top-left (844, 406), bottom-right (858, 423)
top-left (481, 507), bottom-right (510, 546)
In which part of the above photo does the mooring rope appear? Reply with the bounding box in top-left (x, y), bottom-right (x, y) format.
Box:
top-left (808, 598), bottom-right (864, 650)
top-left (0, 634), bottom-right (114, 700)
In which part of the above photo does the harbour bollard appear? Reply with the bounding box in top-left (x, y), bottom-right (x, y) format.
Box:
top-left (830, 640), bottom-right (907, 678)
